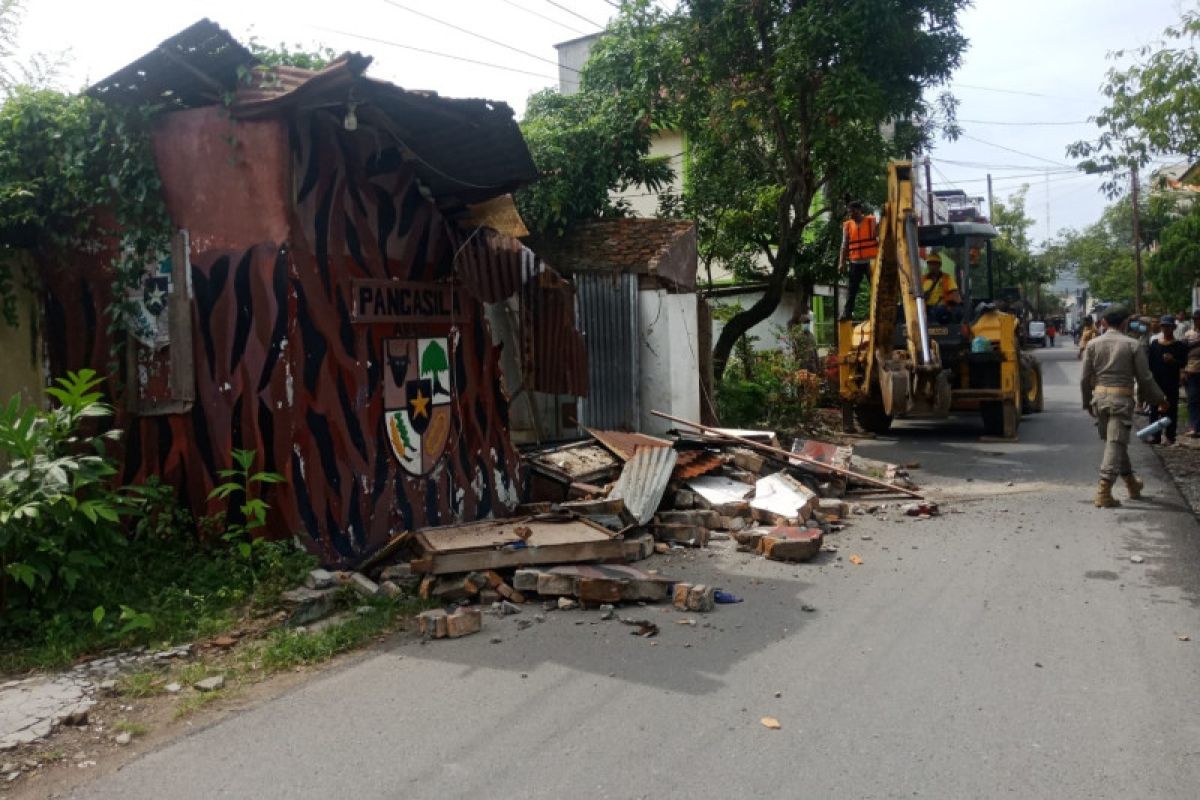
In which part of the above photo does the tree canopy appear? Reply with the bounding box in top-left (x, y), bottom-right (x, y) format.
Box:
top-left (1068, 9), bottom-right (1200, 196)
top-left (583, 0), bottom-right (970, 377)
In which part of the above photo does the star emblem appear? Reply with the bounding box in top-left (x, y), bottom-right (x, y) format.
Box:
top-left (409, 388), bottom-right (430, 418)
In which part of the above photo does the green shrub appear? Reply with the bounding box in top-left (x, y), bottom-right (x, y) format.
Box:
top-left (0, 370), bottom-right (136, 627)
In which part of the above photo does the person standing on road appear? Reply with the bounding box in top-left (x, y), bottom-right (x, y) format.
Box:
top-left (1077, 317), bottom-right (1097, 360)
top-left (1182, 309), bottom-right (1200, 439)
top-left (839, 201), bottom-right (878, 321)
top-left (1047, 322), bottom-right (1057, 347)
top-left (1148, 315), bottom-right (1187, 445)
top-left (1175, 310), bottom-right (1192, 338)
top-left (1081, 305), bottom-right (1168, 508)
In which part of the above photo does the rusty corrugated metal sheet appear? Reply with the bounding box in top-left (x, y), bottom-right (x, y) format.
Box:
top-left (88, 19), bottom-right (256, 107)
top-left (610, 446), bottom-right (678, 525)
top-left (587, 428), bottom-right (670, 461)
top-left (672, 450), bottom-right (724, 479)
top-left (575, 272), bottom-right (639, 429)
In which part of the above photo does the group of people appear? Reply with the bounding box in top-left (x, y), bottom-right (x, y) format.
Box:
top-left (1080, 305), bottom-right (1200, 508)
top-left (839, 201), bottom-right (958, 321)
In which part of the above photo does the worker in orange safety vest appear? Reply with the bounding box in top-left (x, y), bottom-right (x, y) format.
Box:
top-left (840, 201), bottom-right (878, 321)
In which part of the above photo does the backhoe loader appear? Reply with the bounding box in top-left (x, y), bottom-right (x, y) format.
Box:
top-left (837, 161), bottom-right (1044, 438)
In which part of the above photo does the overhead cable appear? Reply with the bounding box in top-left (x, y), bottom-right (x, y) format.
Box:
top-left (545, 0), bottom-right (605, 28)
top-left (956, 134), bottom-right (1072, 168)
top-left (382, 0), bottom-right (581, 73)
top-left (500, 0), bottom-right (588, 36)
top-left (315, 26), bottom-right (560, 81)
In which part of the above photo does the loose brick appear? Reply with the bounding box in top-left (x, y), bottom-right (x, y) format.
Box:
top-left (686, 584), bottom-right (716, 613)
top-left (512, 569), bottom-right (543, 593)
top-left (672, 582), bottom-right (693, 610)
top-left (757, 526), bottom-right (823, 562)
top-left (445, 607), bottom-right (482, 638)
top-left (418, 609), bottom-right (449, 638)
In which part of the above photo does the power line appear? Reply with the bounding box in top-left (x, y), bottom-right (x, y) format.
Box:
top-left (960, 118), bottom-right (1091, 127)
top-left (382, 0), bottom-right (581, 73)
top-left (499, 0), bottom-right (588, 36)
top-left (957, 134), bottom-right (1072, 168)
top-left (952, 82), bottom-right (1086, 102)
top-left (937, 158), bottom-right (1076, 172)
top-left (545, 0), bottom-right (605, 29)
top-left (315, 26), bottom-right (560, 81)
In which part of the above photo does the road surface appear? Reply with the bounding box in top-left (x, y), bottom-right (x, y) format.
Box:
top-left (74, 348), bottom-right (1200, 799)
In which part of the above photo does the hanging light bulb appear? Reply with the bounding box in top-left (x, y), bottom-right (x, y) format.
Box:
top-left (344, 101), bottom-right (358, 132)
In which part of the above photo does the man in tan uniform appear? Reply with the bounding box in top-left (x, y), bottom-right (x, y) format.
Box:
top-left (1081, 305), bottom-right (1168, 507)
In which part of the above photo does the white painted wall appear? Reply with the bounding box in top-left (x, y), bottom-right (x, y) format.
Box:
top-left (638, 290), bottom-right (701, 434)
top-left (709, 290), bottom-right (803, 353)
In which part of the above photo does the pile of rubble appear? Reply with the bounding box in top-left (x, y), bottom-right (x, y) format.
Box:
top-left (285, 418), bottom-right (928, 641)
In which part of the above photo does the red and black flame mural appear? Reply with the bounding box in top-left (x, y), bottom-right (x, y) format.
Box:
top-left (40, 106), bottom-right (582, 567)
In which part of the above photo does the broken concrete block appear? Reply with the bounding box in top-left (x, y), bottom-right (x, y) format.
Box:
top-left (652, 523), bottom-right (709, 547)
top-left (655, 509), bottom-right (722, 528)
top-left (513, 569), bottom-right (542, 593)
top-left (673, 489), bottom-right (696, 509)
top-left (686, 584), bottom-right (716, 613)
top-left (732, 449), bottom-right (766, 474)
top-left (478, 588), bottom-right (501, 605)
top-left (429, 575), bottom-right (477, 601)
top-left (445, 607), bottom-right (482, 638)
top-left (194, 675), bottom-right (225, 693)
top-left (816, 498), bottom-right (849, 518)
top-left (752, 472), bottom-right (817, 522)
top-left (757, 526), bottom-right (823, 562)
top-left (418, 608), bottom-right (450, 639)
top-left (558, 597), bottom-right (579, 610)
top-left (280, 586), bottom-right (340, 627)
top-left (734, 527), bottom-right (769, 551)
top-left (722, 515), bottom-right (749, 532)
top-left (379, 580), bottom-right (403, 599)
top-left (348, 572), bottom-right (381, 598)
top-left (713, 500), bottom-right (752, 516)
top-left (537, 572), bottom-right (577, 596)
top-left (304, 568), bottom-right (336, 590)
top-left (672, 582), bottom-right (693, 610)
top-left (622, 531), bottom-right (655, 562)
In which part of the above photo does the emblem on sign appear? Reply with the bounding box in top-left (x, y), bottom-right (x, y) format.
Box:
top-left (383, 337), bottom-right (455, 476)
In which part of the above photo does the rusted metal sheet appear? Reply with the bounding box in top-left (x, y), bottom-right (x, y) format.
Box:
top-left (575, 272), bottom-right (639, 429)
top-left (525, 440), bottom-right (621, 485)
top-left (586, 428), bottom-right (671, 461)
top-left (610, 446), bottom-right (678, 525)
top-left (672, 450), bottom-right (724, 479)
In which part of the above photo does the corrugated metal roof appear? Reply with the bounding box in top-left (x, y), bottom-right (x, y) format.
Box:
top-left (587, 428), bottom-right (671, 461)
top-left (89, 21), bottom-right (537, 206)
top-left (88, 19), bottom-right (256, 107)
top-left (610, 446), bottom-right (678, 525)
top-left (672, 450), bottom-right (724, 479)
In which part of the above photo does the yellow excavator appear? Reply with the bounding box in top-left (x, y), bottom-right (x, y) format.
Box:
top-left (837, 161), bottom-right (1043, 438)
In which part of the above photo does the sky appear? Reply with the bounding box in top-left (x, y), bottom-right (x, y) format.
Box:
top-left (16, 0), bottom-right (1189, 244)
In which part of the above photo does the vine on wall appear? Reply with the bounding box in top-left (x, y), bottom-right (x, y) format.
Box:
top-left (0, 88), bottom-right (171, 335)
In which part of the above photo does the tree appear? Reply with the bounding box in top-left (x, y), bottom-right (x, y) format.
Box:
top-left (1147, 206), bottom-right (1200, 312)
top-left (585, 0), bottom-right (969, 377)
top-left (989, 187), bottom-right (1042, 291)
top-left (0, 0), bottom-right (68, 96)
top-left (1068, 9), bottom-right (1200, 196)
top-left (1041, 192), bottom-right (1175, 309)
top-left (515, 87), bottom-right (673, 236)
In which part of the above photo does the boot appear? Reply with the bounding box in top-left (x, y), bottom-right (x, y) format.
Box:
top-left (1123, 474), bottom-right (1144, 500)
top-left (1095, 480), bottom-right (1121, 508)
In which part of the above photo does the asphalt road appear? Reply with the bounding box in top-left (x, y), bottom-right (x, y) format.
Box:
top-left (74, 347), bottom-right (1200, 799)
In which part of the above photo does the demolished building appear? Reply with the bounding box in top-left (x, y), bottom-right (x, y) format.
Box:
top-left (39, 20), bottom-right (587, 567)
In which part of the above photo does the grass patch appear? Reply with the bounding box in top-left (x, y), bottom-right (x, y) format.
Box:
top-left (172, 689), bottom-right (225, 720)
top-left (119, 670), bottom-right (164, 698)
top-left (248, 597), bottom-right (428, 673)
top-left (112, 720), bottom-right (148, 737)
top-left (0, 537), bottom-right (316, 675)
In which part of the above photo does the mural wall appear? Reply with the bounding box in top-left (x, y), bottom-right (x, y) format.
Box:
top-left (41, 106), bottom-right (577, 567)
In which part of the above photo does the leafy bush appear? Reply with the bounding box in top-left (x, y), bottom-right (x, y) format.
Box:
top-left (0, 373), bottom-right (314, 669)
top-left (0, 369), bottom-right (134, 623)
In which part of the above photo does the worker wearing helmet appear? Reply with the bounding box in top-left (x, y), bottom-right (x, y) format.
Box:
top-left (922, 252), bottom-right (961, 307)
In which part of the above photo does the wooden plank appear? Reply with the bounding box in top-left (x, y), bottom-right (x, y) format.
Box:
top-left (419, 518), bottom-right (613, 554)
top-left (421, 539), bottom-right (629, 575)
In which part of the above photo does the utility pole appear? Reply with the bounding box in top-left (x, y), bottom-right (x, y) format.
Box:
top-left (986, 173), bottom-right (994, 222)
top-left (1131, 162), bottom-right (1143, 314)
top-left (923, 156), bottom-right (935, 224)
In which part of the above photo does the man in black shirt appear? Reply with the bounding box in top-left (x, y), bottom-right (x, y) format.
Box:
top-left (1148, 314), bottom-right (1188, 445)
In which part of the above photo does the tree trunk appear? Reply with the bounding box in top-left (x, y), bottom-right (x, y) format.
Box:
top-left (712, 256), bottom-right (791, 379)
